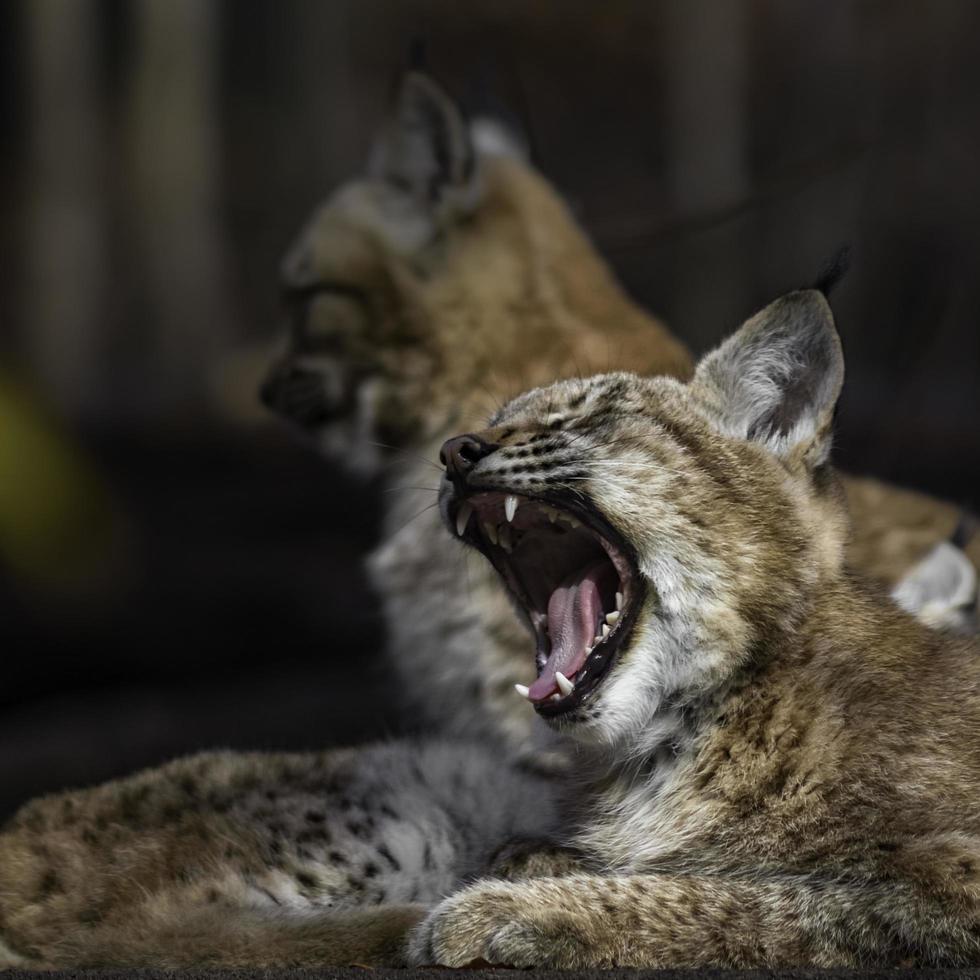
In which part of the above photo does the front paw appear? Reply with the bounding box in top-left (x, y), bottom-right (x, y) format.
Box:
top-left (407, 880), bottom-right (591, 968)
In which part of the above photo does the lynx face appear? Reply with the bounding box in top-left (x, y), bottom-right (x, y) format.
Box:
top-left (439, 291), bottom-right (849, 747)
top-left (261, 180), bottom-right (439, 474)
top-left (260, 74), bottom-right (572, 477)
top-left (260, 75), bottom-right (487, 474)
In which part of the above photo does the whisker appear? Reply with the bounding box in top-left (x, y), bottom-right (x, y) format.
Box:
top-left (389, 500), bottom-right (441, 537)
top-left (381, 485), bottom-right (441, 494)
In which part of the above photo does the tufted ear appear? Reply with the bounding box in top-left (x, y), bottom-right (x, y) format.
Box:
top-left (369, 72), bottom-right (479, 212)
top-left (693, 290), bottom-right (844, 468)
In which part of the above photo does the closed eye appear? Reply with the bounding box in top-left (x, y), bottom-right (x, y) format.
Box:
top-left (282, 282), bottom-right (371, 355)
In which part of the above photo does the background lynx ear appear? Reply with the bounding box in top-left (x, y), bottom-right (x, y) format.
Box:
top-left (892, 541), bottom-right (978, 633)
top-left (369, 71), bottom-right (478, 211)
top-left (693, 290), bottom-right (844, 467)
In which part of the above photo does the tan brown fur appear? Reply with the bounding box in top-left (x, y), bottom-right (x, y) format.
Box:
top-left (411, 290), bottom-right (980, 968)
top-left (0, 741), bottom-right (557, 967)
top-left (846, 475), bottom-right (979, 586)
top-left (264, 72), bottom-right (977, 759)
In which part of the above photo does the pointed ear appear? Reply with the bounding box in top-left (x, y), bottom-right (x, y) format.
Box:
top-left (369, 72), bottom-right (478, 210)
top-left (693, 290), bottom-right (844, 467)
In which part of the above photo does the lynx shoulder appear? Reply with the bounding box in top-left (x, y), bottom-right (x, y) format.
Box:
top-left (415, 288), bottom-right (980, 968)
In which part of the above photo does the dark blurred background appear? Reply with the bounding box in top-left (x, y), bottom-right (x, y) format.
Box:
top-left (1, 0), bottom-right (978, 820)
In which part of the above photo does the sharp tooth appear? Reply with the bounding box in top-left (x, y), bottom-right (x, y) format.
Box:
top-left (555, 672), bottom-right (574, 696)
top-left (483, 521), bottom-right (498, 545)
top-left (550, 693), bottom-right (561, 702)
top-left (615, 591), bottom-right (624, 611)
top-left (455, 502), bottom-right (474, 537)
top-left (601, 623), bottom-right (611, 638)
top-left (545, 507), bottom-right (558, 523)
top-left (504, 495), bottom-right (519, 523)
top-left (499, 523), bottom-right (513, 553)
top-left (605, 610), bottom-right (620, 626)
top-left (514, 684), bottom-right (531, 699)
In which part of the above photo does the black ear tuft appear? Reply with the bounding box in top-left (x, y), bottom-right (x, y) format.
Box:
top-left (812, 246), bottom-right (852, 297)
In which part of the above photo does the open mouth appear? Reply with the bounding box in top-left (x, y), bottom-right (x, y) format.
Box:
top-left (449, 490), bottom-right (642, 716)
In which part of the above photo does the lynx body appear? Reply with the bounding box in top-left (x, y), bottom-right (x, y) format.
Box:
top-left (412, 290), bottom-right (980, 968)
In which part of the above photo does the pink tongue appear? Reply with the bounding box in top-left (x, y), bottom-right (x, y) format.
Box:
top-left (528, 560), bottom-right (610, 702)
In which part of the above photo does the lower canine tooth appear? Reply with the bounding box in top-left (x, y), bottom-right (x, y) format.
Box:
top-left (514, 684), bottom-right (531, 699)
top-left (456, 502), bottom-right (474, 537)
top-left (483, 522), bottom-right (498, 545)
top-left (504, 495), bottom-right (519, 523)
top-left (555, 671), bottom-right (574, 696)
top-left (499, 524), bottom-right (513, 552)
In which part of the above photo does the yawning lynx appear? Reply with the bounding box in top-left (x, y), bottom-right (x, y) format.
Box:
top-left (262, 72), bottom-right (978, 758)
top-left (412, 287), bottom-right (980, 968)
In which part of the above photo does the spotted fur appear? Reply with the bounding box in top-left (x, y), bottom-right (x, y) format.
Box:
top-left (263, 72), bottom-right (976, 760)
top-left (0, 740), bottom-right (558, 967)
top-left (411, 290), bottom-right (980, 968)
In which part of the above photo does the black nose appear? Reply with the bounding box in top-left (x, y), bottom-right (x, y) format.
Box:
top-left (440, 434), bottom-right (496, 482)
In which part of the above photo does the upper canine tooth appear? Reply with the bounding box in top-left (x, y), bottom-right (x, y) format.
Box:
top-left (615, 591), bottom-right (624, 611)
top-left (555, 671), bottom-right (574, 696)
top-left (483, 522), bottom-right (498, 545)
top-left (504, 495), bottom-right (519, 523)
top-left (456, 502), bottom-right (474, 537)
top-left (605, 610), bottom-right (620, 626)
top-left (514, 683), bottom-right (531, 700)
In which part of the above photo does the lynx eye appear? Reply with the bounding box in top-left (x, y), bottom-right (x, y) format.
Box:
top-left (282, 282), bottom-right (370, 355)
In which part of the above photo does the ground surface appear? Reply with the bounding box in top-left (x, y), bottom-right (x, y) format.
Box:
top-left (4, 968), bottom-right (980, 979)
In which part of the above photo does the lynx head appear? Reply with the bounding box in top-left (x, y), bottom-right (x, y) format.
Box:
top-left (261, 71), bottom-right (691, 477)
top-left (438, 290), bottom-right (848, 747)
